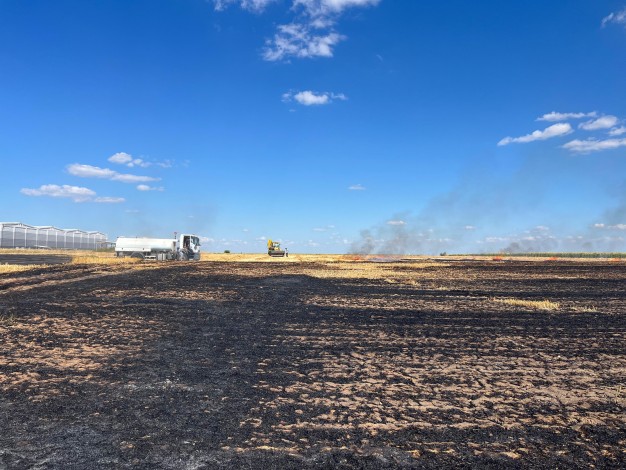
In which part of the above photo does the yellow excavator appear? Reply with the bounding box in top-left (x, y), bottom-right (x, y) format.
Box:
top-left (267, 239), bottom-right (286, 257)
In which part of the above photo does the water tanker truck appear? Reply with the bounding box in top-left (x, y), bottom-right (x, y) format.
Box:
top-left (115, 233), bottom-right (201, 261)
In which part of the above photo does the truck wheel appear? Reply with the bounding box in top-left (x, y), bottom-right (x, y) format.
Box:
top-left (130, 252), bottom-right (144, 260)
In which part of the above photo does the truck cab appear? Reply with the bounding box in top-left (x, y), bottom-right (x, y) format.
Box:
top-left (178, 234), bottom-right (201, 260)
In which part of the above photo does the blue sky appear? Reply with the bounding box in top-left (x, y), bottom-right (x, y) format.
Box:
top-left (1, 0), bottom-right (626, 254)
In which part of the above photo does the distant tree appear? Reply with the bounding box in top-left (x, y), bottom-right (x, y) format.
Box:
top-left (224, 250), bottom-right (231, 254)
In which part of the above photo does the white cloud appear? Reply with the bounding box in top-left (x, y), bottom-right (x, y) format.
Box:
top-left (215, 0), bottom-right (381, 15)
top-left (608, 126), bottom-right (626, 136)
top-left (295, 0), bottom-right (381, 16)
top-left (562, 137), bottom-right (626, 153)
top-left (348, 184), bottom-right (366, 190)
top-left (484, 236), bottom-right (508, 243)
top-left (215, 0), bottom-right (276, 11)
top-left (108, 152), bottom-right (170, 168)
top-left (94, 197), bottom-right (125, 203)
top-left (596, 223), bottom-right (626, 230)
top-left (498, 123), bottom-right (573, 146)
top-left (537, 111), bottom-right (597, 122)
top-left (21, 183), bottom-right (126, 203)
top-left (108, 152), bottom-right (152, 168)
top-left (602, 8), bottom-right (626, 27)
top-left (108, 152), bottom-right (133, 165)
top-left (313, 225), bottom-right (335, 232)
top-left (216, 0), bottom-right (380, 61)
top-left (283, 90), bottom-right (347, 105)
top-left (295, 90), bottom-right (328, 105)
top-left (67, 163), bottom-right (160, 183)
top-left (136, 184), bottom-right (164, 191)
top-left (579, 115), bottom-right (619, 131)
top-left (67, 164), bottom-right (117, 179)
top-left (111, 173), bottom-right (160, 183)
top-left (464, 225), bottom-right (476, 230)
top-left (263, 23), bottom-right (345, 60)
top-left (127, 159), bottom-right (149, 168)
top-left (20, 184), bottom-right (98, 203)
top-left (387, 220), bottom-right (405, 226)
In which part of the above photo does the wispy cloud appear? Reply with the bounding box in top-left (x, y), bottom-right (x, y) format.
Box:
top-left (21, 184), bottom-right (96, 202)
top-left (282, 90), bottom-right (347, 105)
top-left (94, 196), bottom-right (125, 203)
top-left (387, 220), bottom-right (405, 226)
top-left (313, 224), bottom-right (335, 232)
top-left (348, 184), bottom-right (366, 190)
top-left (562, 138), bottom-right (626, 153)
top-left (498, 123), bottom-right (572, 146)
top-left (608, 126), bottom-right (626, 136)
top-left (213, 0), bottom-right (381, 61)
top-left (503, 111), bottom-right (626, 153)
top-left (602, 7), bottom-right (626, 28)
top-left (20, 184), bottom-right (124, 203)
top-left (67, 164), bottom-right (160, 183)
top-left (263, 24), bottom-right (345, 60)
top-left (295, 0), bottom-right (381, 16)
top-left (536, 111), bottom-right (597, 122)
top-left (594, 222), bottom-right (626, 230)
top-left (67, 164), bottom-right (116, 179)
top-left (109, 152), bottom-right (173, 168)
top-left (136, 184), bottom-right (164, 191)
top-left (112, 173), bottom-right (160, 183)
top-left (579, 115), bottom-right (619, 131)
top-left (214, 0), bottom-right (277, 12)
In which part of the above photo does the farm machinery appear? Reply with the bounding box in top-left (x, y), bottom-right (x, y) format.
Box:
top-left (267, 239), bottom-right (287, 257)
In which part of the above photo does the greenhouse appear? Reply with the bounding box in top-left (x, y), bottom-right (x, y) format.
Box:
top-left (0, 222), bottom-right (107, 250)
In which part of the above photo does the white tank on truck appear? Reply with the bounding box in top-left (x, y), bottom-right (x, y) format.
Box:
top-left (114, 233), bottom-right (201, 261)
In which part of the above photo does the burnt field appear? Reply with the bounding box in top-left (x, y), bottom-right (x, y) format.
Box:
top-left (0, 259), bottom-right (625, 469)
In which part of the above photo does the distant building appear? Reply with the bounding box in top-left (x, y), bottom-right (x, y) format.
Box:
top-left (0, 222), bottom-right (107, 250)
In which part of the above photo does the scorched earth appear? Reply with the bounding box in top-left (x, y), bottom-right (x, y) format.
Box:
top-left (0, 257), bottom-right (625, 468)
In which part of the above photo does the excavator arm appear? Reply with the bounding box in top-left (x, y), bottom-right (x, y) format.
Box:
top-left (267, 238), bottom-right (285, 257)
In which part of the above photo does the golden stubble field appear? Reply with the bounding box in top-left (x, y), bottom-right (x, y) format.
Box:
top-left (0, 253), bottom-right (625, 468)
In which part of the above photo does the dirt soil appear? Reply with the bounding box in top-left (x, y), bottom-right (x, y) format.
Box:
top-left (1, 259), bottom-right (625, 469)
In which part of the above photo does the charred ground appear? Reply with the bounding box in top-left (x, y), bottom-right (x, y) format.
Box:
top-left (0, 260), bottom-right (625, 469)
